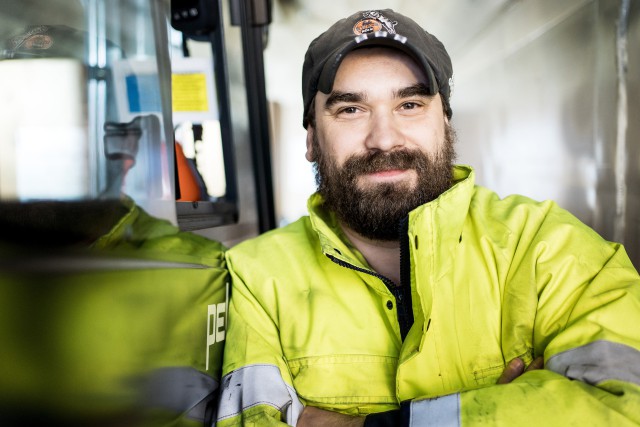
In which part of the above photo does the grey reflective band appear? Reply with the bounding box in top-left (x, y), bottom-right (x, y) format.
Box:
top-left (2, 257), bottom-right (210, 273)
top-left (547, 340), bottom-right (640, 386)
top-left (142, 367), bottom-right (219, 422)
top-left (410, 394), bottom-right (461, 427)
top-left (217, 364), bottom-right (303, 426)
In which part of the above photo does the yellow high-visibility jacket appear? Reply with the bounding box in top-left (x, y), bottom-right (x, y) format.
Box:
top-left (217, 165), bottom-right (640, 426)
top-left (0, 198), bottom-right (229, 426)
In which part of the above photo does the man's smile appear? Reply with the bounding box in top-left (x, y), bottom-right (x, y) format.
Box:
top-left (358, 168), bottom-right (416, 184)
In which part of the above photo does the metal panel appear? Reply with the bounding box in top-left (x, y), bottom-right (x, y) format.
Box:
top-left (448, 0), bottom-right (639, 268)
top-left (622, 0), bottom-right (640, 267)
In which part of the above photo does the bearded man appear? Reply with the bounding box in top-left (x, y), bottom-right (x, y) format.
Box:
top-left (215, 9), bottom-right (640, 427)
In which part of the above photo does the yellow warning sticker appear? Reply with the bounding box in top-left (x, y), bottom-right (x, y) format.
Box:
top-left (172, 73), bottom-right (209, 112)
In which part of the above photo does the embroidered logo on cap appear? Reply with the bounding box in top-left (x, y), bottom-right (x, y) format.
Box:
top-left (23, 35), bottom-right (54, 50)
top-left (9, 26), bottom-right (54, 51)
top-left (353, 10), bottom-right (397, 35)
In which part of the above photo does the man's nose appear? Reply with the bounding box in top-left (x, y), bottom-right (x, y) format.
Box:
top-left (364, 111), bottom-right (405, 152)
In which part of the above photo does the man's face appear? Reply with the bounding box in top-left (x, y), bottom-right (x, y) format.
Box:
top-left (306, 47), bottom-right (456, 241)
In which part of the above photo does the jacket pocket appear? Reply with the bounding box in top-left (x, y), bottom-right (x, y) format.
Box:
top-left (288, 354), bottom-right (398, 414)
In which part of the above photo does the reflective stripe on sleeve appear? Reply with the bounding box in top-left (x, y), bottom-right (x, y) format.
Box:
top-left (216, 364), bottom-right (303, 426)
top-left (409, 394), bottom-right (461, 427)
top-left (1, 257), bottom-right (212, 273)
top-left (142, 367), bottom-right (218, 422)
top-left (547, 340), bottom-right (640, 386)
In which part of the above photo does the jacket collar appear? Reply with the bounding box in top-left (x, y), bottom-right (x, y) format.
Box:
top-left (90, 196), bottom-right (138, 250)
top-left (307, 165), bottom-right (475, 270)
top-left (407, 165), bottom-right (474, 277)
top-left (307, 192), bottom-right (371, 269)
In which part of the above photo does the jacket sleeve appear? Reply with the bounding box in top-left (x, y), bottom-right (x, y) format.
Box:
top-left (367, 223), bottom-right (640, 426)
top-left (215, 252), bottom-right (304, 427)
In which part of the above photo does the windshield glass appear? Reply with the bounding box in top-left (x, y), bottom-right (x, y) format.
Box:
top-left (0, 0), bottom-right (175, 223)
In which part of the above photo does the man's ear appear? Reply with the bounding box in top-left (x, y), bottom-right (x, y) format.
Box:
top-left (439, 94), bottom-right (450, 125)
top-left (305, 127), bottom-right (315, 162)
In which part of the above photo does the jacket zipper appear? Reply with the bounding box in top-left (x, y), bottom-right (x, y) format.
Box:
top-left (326, 244), bottom-right (414, 340)
top-left (398, 216), bottom-right (414, 339)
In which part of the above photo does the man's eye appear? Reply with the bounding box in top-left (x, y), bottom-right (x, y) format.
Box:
top-left (338, 106), bottom-right (358, 114)
top-left (401, 102), bottom-right (420, 110)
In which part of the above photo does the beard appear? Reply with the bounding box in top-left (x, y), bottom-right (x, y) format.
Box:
top-left (313, 123), bottom-right (457, 241)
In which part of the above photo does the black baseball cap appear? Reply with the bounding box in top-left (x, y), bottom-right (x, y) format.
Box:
top-left (302, 9), bottom-right (453, 128)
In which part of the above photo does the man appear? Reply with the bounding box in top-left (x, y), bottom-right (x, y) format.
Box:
top-left (216, 9), bottom-right (640, 426)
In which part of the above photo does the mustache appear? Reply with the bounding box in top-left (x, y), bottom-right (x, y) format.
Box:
top-left (342, 149), bottom-right (427, 176)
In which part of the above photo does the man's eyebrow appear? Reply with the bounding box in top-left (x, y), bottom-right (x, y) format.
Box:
top-left (324, 91), bottom-right (366, 110)
top-left (396, 83), bottom-right (431, 99)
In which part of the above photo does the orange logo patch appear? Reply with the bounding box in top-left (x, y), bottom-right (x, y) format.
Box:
top-left (24, 35), bottom-right (54, 50)
top-left (353, 18), bottom-right (383, 35)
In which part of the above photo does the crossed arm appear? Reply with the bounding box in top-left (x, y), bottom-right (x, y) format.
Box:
top-left (297, 357), bottom-right (544, 427)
